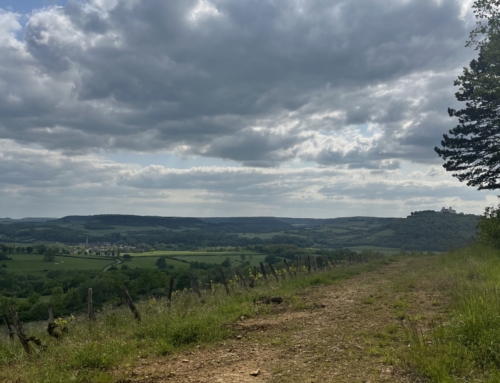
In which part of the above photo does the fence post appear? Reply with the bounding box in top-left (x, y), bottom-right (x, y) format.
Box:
top-left (167, 276), bottom-right (175, 307)
top-left (259, 262), bottom-right (268, 283)
top-left (47, 306), bottom-right (60, 339)
top-left (2, 315), bottom-right (14, 341)
top-left (219, 267), bottom-right (230, 295)
top-left (87, 288), bottom-right (95, 321)
top-left (306, 256), bottom-right (311, 274)
top-left (190, 274), bottom-right (205, 304)
top-left (235, 267), bottom-right (248, 289)
top-left (268, 263), bottom-right (279, 282)
top-left (312, 256), bottom-right (318, 271)
top-left (120, 286), bottom-right (141, 322)
top-left (283, 259), bottom-right (294, 279)
top-left (8, 306), bottom-right (31, 355)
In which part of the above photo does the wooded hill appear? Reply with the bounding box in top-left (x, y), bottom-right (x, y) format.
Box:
top-left (0, 211), bottom-right (480, 251)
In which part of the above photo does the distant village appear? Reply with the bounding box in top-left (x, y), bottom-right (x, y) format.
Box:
top-left (75, 237), bottom-right (135, 255)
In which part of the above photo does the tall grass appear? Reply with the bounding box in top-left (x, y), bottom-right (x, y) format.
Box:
top-left (405, 244), bottom-right (500, 382)
top-left (0, 257), bottom-right (393, 383)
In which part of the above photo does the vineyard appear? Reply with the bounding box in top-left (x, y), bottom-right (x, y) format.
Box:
top-left (0, 251), bottom-right (392, 382)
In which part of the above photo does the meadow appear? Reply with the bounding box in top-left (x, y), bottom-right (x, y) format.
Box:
top-left (129, 250), bottom-right (268, 268)
top-left (2, 254), bottom-right (115, 274)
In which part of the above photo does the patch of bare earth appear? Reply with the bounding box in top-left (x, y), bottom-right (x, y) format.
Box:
top-left (121, 258), bottom-right (445, 383)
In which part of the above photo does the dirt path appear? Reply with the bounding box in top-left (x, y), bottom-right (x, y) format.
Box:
top-left (104, 257), bottom-right (122, 272)
top-left (124, 258), bottom-right (445, 383)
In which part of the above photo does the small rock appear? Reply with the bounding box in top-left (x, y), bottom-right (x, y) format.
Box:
top-left (182, 359), bottom-right (190, 363)
top-left (250, 369), bottom-right (260, 376)
top-left (236, 335), bottom-right (242, 340)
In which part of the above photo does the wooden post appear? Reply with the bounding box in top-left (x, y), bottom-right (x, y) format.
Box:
top-left (190, 274), bottom-right (205, 304)
top-left (47, 306), bottom-right (60, 339)
top-left (283, 259), bottom-right (293, 279)
top-left (235, 267), bottom-right (248, 289)
top-left (219, 267), bottom-right (230, 295)
top-left (259, 262), bottom-right (268, 283)
top-left (312, 256), bottom-right (318, 271)
top-left (87, 288), bottom-right (95, 320)
top-left (48, 307), bottom-right (54, 323)
top-left (306, 256), bottom-right (311, 274)
top-left (268, 263), bottom-right (279, 282)
top-left (8, 306), bottom-right (31, 355)
top-left (2, 315), bottom-right (14, 341)
top-left (120, 286), bottom-right (141, 322)
top-left (167, 276), bottom-right (175, 307)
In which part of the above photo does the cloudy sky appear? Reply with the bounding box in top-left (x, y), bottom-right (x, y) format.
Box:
top-left (0, 0), bottom-right (496, 218)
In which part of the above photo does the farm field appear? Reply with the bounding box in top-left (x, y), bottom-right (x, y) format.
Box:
top-left (1, 251), bottom-right (272, 274)
top-left (346, 245), bottom-right (402, 254)
top-left (124, 256), bottom-right (188, 269)
top-left (129, 251), bottom-right (269, 268)
top-left (2, 253), bottom-right (115, 274)
top-left (134, 250), bottom-right (261, 257)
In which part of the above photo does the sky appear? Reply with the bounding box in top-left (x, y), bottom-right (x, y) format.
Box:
top-left (0, 0), bottom-right (496, 219)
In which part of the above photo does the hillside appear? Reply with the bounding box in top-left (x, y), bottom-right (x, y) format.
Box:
top-left (0, 212), bottom-right (480, 251)
top-left (0, 252), bottom-right (474, 382)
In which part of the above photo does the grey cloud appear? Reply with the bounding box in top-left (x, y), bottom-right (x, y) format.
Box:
top-left (0, 0), bottom-right (477, 168)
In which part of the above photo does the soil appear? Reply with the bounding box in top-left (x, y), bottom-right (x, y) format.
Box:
top-left (120, 258), bottom-right (445, 383)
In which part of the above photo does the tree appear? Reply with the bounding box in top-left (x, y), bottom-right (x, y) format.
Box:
top-left (156, 257), bottom-right (167, 269)
top-left (435, 1), bottom-right (500, 189)
top-left (477, 204), bottom-right (500, 247)
top-left (123, 253), bottom-right (132, 261)
top-left (264, 254), bottom-right (279, 265)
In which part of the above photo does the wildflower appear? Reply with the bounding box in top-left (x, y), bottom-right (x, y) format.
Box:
top-left (54, 317), bottom-right (68, 327)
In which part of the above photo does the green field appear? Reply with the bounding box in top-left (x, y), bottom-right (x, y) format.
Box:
top-left (346, 246), bottom-right (401, 254)
top-left (1, 251), bottom-right (273, 274)
top-left (128, 251), bottom-right (269, 268)
top-left (2, 254), bottom-right (115, 274)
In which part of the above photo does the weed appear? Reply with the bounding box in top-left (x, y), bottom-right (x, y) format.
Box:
top-left (363, 297), bottom-right (375, 305)
top-left (394, 299), bottom-right (408, 309)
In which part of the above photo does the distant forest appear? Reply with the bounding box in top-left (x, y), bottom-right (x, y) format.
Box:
top-left (0, 211), bottom-right (480, 252)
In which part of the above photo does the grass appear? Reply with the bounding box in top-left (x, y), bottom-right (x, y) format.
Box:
top-left (0, 257), bottom-right (393, 383)
top-left (129, 251), bottom-right (269, 268)
top-left (132, 250), bottom-right (250, 256)
top-left (3, 254), bottom-right (114, 274)
top-left (2, 252), bottom-right (269, 274)
top-left (404, 244), bottom-right (500, 382)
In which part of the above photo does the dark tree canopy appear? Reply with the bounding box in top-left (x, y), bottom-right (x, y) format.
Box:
top-left (435, 0), bottom-right (500, 190)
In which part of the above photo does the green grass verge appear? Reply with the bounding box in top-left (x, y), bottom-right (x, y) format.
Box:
top-left (405, 244), bottom-right (500, 382)
top-left (0, 257), bottom-right (395, 383)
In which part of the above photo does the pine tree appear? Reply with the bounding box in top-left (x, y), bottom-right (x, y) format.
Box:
top-left (435, 0), bottom-right (500, 190)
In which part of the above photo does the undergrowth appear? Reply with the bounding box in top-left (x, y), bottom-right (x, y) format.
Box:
top-left (0, 257), bottom-right (394, 383)
top-left (405, 244), bottom-right (500, 383)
